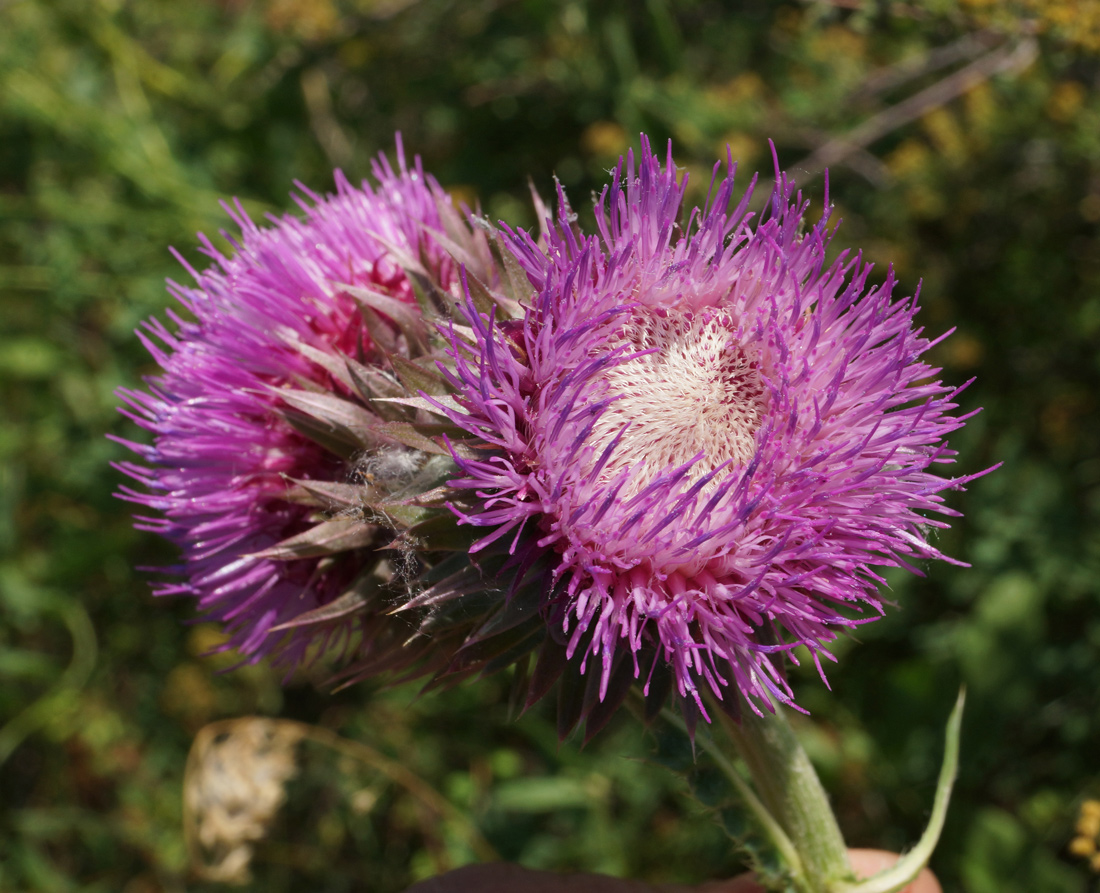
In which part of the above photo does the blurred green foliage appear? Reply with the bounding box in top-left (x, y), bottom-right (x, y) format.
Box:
top-left (2, 0), bottom-right (1099, 891)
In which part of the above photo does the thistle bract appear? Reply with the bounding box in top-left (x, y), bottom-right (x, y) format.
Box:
top-left (435, 137), bottom-right (984, 727)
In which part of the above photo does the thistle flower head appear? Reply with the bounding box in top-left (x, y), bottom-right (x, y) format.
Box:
top-left (437, 136), bottom-right (986, 729)
top-left (114, 144), bottom-right (470, 666)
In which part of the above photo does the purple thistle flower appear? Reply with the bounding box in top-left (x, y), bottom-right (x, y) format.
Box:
top-left (436, 137), bottom-right (989, 722)
top-left (113, 145), bottom-right (457, 666)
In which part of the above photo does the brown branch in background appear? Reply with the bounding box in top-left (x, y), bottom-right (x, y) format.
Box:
top-left (848, 31), bottom-right (1001, 102)
top-left (840, 148), bottom-right (892, 188)
top-left (301, 67), bottom-right (354, 168)
top-left (359, 0), bottom-right (424, 20)
top-left (794, 37), bottom-right (1039, 184)
top-left (787, 133), bottom-right (893, 188)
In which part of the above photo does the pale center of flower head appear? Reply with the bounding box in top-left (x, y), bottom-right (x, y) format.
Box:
top-left (584, 308), bottom-right (767, 495)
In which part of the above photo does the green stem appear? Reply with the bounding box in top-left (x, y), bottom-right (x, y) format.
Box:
top-left (652, 687), bottom-right (966, 893)
top-left (717, 703), bottom-right (851, 893)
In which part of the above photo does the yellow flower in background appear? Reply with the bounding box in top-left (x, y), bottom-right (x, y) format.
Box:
top-left (1069, 799), bottom-right (1100, 873)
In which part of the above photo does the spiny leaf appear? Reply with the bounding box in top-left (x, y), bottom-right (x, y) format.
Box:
top-left (388, 353), bottom-right (452, 397)
top-left (394, 565), bottom-right (489, 613)
top-left (462, 270), bottom-right (499, 318)
top-left (382, 484), bottom-right (452, 509)
top-left (341, 284), bottom-right (428, 353)
top-left (249, 518), bottom-right (377, 561)
top-left (268, 571), bottom-right (388, 632)
top-left (280, 389), bottom-right (387, 441)
top-left (368, 420), bottom-right (448, 456)
top-left (282, 478), bottom-right (367, 509)
top-left (482, 629), bottom-right (544, 676)
top-left (405, 267), bottom-right (451, 317)
top-left (436, 193), bottom-right (480, 243)
top-left (359, 498), bottom-right (431, 529)
top-left (466, 583), bottom-right (542, 641)
top-left (356, 304), bottom-right (400, 355)
top-left (374, 395), bottom-right (461, 415)
top-left (282, 409), bottom-right (365, 460)
top-left (526, 636), bottom-right (569, 709)
top-left (489, 231), bottom-right (535, 309)
top-left (416, 589), bottom-right (502, 639)
top-left (276, 327), bottom-right (356, 392)
top-left (403, 452), bottom-right (460, 493)
top-left (424, 218), bottom-right (488, 280)
top-left (404, 512), bottom-right (477, 552)
top-left (346, 358), bottom-right (404, 401)
top-left (463, 267), bottom-right (524, 320)
top-left (448, 615), bottom-right (544, 673)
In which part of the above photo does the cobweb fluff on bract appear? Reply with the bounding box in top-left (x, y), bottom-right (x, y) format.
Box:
top-left (436, 136), bottom-right (986, 725)
top-left (114, 144), bottom-right (467, 668)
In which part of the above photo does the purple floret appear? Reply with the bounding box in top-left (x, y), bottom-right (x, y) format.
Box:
top-left (438, 136), bottom-right (988, 717)
top-left (114, 145), bottom-right (453, 666)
